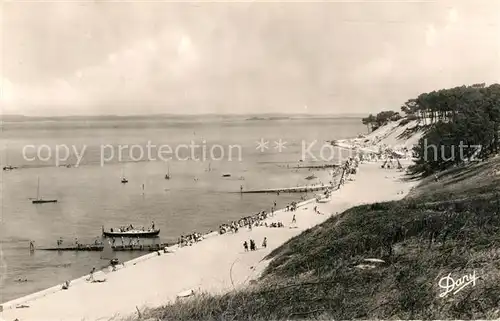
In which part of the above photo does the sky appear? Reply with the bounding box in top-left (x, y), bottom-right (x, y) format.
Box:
top-left (1, 0), bottom-right (499, 116)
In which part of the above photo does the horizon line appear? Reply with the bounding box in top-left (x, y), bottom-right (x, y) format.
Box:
top-left (0, 112), bottom-right (371, 119)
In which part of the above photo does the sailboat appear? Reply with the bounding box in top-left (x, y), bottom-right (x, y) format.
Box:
top-left (32, 177), bottom-right (58, 204)
top-left (121, 169), bottom-right (128, 184)
top-left (165, 163), bottom-right (170, 180)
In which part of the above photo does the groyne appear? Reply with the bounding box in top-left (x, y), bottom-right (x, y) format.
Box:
top-left (240, 184), bottom-right (333, 194)
top-left (38, 243), bottom-right (173, 252)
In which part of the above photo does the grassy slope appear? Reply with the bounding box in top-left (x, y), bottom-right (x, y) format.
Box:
top-left (135, 158), bottom-right (500, 320)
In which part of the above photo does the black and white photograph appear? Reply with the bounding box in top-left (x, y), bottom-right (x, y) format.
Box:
top-left (1, 0), bottom-right (500, 320)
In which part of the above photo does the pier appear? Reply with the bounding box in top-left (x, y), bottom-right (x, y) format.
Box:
top-left (240, 184), bottom-right (334, 194)
top-left (38, 243), bottom-right (173, 252)
top-left (291, 164), bottom-right (339, 169)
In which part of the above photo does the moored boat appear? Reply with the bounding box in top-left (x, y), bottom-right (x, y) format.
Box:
top-left (120, 168), bottom-right (128, 183)
top-left (165, 163), bottom-right (171, 179)
top-left (102, 226), bottom-right (160, 238)
top-left (33, 199), bottom-right (58, 204)
top-left (32, 177), bottom-right (58, 204)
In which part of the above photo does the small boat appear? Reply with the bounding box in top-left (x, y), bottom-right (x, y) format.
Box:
top-left (102, 227), bottom-right (160, 238)
top-left (121, 169), bottom-right (128, 183)
top-left (165, 163), bottom-right (170, 180)
top-left (305, 174), bottom-right (317, 180)
top-left (222, 173), bottom-right (231, 177)
top-left (33, 199), bottom-right (58, 204)
top-left (32, 177), bottom-right (58, 204)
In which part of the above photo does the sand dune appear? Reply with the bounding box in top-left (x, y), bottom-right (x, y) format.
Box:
top-left (0, 160), bottom-right (418, 321)
top-left (336, 119), bottom-right (424, 153)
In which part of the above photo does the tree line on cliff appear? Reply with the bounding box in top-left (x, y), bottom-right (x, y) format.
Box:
top-left (362, 83), bottom-right (500, 176)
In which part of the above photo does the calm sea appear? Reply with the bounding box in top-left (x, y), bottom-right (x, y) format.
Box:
top-left (0, 117), bottom-right (364, 302)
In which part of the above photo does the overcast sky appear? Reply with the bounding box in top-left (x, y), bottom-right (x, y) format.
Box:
top-left (1, 0), bottom-right (499, 116)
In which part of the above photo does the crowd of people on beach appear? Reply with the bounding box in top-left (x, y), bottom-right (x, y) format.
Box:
top-left (178, 232), bottom-right (203, 247)
top-left (173, 195), bottom-right (306, 249)
top-left (217, 198), bottom-right (307, 235)
top-left (110, 221), bottom-right (156, 233)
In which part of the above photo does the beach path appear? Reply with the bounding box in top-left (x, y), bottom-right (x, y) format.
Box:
top-left (0, 161), bottom-right (418, 321)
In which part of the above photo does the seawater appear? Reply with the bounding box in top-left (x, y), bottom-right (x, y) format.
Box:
top-left (0, 117), bottom-right (364, 302)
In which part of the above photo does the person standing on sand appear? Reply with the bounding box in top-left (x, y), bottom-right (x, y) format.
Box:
top-left (250, 239), bottom-right (256, 251)
top-left (292, 215), bottom-right (296, 224)
top-left (243, 241), bottom-right (249, 251)
top-left (262, 237), bottom-right (267, 248)
top-left (89, 267), bottom-right (96, 282)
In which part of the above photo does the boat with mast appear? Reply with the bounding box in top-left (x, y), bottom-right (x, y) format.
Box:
top-left (165, 163), bottom-right (170, 180)
top-left (32, 177), bottom-right (57, 204)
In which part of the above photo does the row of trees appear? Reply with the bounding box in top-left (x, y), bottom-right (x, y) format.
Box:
top-left (406, 83), bottom-right (500, 175)
top-left (361, 110), bottom-right (402, 132)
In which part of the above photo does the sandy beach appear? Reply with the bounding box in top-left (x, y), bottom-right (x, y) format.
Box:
top-left (0, 159), bottom-right (418, 321)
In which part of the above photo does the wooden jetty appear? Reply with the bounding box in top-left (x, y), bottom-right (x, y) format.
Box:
top-left (240, 184), bottom-right (333, 194)
top-left (291, 164), bottom-right (339, 169)
top-left (38, 243), bottom-right (173, 252)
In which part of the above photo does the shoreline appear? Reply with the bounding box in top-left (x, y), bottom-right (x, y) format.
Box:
top-left (1, 169), bottom-right (339, 305)
top-left (0, 182), bottom-right (327, 311)
top-left (0, 158), bottom-right (419, 321)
